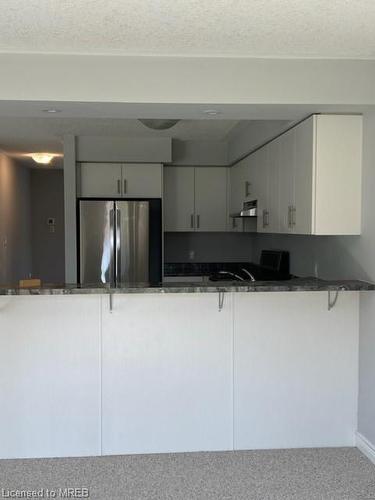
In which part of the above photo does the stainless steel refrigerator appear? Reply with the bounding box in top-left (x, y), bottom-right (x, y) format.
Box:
top-left (78, 200), bottom-right (162, 285)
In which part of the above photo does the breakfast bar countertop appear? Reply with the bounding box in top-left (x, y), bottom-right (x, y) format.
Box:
top-left (0, 277), bottom-right (374, 295)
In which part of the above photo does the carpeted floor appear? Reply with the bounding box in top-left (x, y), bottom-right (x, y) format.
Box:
top-left (0, 448), bottom-right (374, 500)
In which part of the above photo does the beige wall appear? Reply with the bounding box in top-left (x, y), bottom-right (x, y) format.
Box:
top-left (30, 170), bottom-right (65, 284)
top-left (0, 154), bottom-right (32, 285)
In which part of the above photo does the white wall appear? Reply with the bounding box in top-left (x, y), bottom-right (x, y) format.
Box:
top-left (172, 140), bottom-right (228, 166)
top-left (0, 154), bottom-right (32, 285)
top-left (227, 120), bottom-right (291, 164)
top-left (1, 55), bottom-right (374, 105)
top-left (76, 136), bottom-right (172, 163)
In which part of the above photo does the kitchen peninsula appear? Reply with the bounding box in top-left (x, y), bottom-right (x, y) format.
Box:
top-left (0, 279), bottom-right (373, 459)
top-left (0, 113), bottom-right (373, 462)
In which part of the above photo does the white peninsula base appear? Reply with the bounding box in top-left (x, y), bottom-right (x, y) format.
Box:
top-left (0, 291), bottom-right (359, 459)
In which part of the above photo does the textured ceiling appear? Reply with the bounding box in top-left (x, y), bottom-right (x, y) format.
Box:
top-left (1, 0), bottom-right (375, 58)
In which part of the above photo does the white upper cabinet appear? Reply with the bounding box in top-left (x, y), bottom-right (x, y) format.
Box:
top-left (164, 166), bottom-right (228, 232)
top-left (278, 128), bottom-right (296, 234)
top-left (80, 163), bottom-right (123, 198)
top-left (80, 163), bottom-right (162, 198)
top-left (312, 115), bottom-right (362, 235)
top-left (254, 145), bottom-right (279, 234)
top-left (121, 163), bottom-right (162, 198)
top-left (229, 157), bottom-right (257, 232)
top-left (229, 160), bottom-right (246, 232)
top-left (244, 114), bottom-right (362, 236)
top-left (294, 118), bottom-right (314, 234)
top-left (195, 167), bottom-right (228, 232)
top-left (164, 167), bottom-right (195, 232)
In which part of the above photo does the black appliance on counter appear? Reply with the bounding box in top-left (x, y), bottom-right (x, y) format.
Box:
top-left (208, 250), bottom-right (290, 282)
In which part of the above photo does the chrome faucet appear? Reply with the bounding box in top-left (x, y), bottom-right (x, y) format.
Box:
top-left (241, 268), bottom-right (256, 282)
top-left (218, 270), bottom-right (245, 281)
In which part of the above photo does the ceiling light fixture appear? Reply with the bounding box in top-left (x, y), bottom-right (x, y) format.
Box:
top-left (139, 119), bottom-right (180, 130)
top-left (42, 108), bottom-right (62, 114)
top-left (29, 153), bottom-right (57, 165)
top-left (204, 109), bottom-right (221, 116)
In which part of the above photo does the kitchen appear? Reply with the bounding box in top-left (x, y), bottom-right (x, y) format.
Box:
top-left (0, 107), bottom-right (373, 463)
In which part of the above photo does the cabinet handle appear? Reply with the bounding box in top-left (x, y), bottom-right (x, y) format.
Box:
top-left (245, 181), bottom-right (251, 197)
top-left (292, 206), bottom-right (296, 226)
top-left (123, 179), bottom-right (127, 194)
top-left (117, 179), bottom-right (121, 194)
top-left (263, 209), bottom-right (269, 228)
top-left (190, 214), bottom-right (194, 229)
top-left (288, 206), bottom-right (292, 228)
top-left (196, 214), bottom-right (200, 229)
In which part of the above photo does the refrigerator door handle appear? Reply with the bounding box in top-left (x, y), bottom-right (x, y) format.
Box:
top-left (115, 207), bottom-right (121, 285)
top-left (109, 208), bottom-right (115, 285)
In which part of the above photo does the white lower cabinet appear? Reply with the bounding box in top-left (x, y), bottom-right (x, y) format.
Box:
top-left (101, 293), bottom-right (233, 455)
top-left (233, 292), bottom-right (358, 449)
top-left (0, 296), bottom-right (101, 459)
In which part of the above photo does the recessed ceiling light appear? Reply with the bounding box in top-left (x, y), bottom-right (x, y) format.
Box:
top-left (204, 109), bottom-right (221, 116)
top-left (42, 108), bottom-right (62, 114)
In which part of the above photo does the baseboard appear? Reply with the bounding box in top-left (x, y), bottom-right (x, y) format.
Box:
top-left (356, 431), bottom-right (375, 465)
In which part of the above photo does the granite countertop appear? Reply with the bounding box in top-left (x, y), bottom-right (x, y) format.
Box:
top-left (0, 278), bottom-right (374, 295)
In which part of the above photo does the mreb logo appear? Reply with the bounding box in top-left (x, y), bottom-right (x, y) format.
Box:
top-left (59, 488), bottom-right (89, 498)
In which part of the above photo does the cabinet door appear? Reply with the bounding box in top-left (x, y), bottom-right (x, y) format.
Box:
top-left (234, 292), bottom-right (358, 450)
top-left (0, 296), bottom-right (101, 459)
top-left (102, 294), bottom-right (233, 455)
top-left (163, 167), bottom-right (195, 231)
top-left (80, 163), bottom-right (122, 198)
top-left (254, 148), bottom-right (269, 233)
top-left (278, 129), bottom-right (296, 234)
top-left (294, 117), bottom-right (314, 234)
top-left (313, 115), bottom-right (362, 235)
top-left (122, 163), bottom-right (162, 198)
top-left (265, 140), bottom-right (280, 233)
top-left (195, 167), bottom-right (228, 232)
top-left (229, 160), bottom-right (246, 232)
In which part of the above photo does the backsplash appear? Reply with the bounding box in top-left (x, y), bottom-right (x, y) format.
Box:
top-left (164, 232), bottom-right (254, 263)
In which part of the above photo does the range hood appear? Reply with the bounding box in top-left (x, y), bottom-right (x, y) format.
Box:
top-left (230, 200), bottom-right (257, 218)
